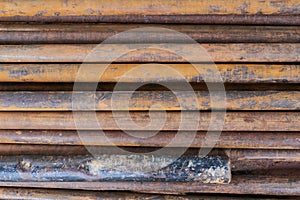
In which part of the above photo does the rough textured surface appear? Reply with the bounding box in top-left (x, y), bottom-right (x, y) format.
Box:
top-left (0, 111), bottom-right (298, 131)
top-left (0, 130), bottom-right (298, 149)
top-left (0, 64), bottom-right (298, 83)
top-left (0, 82), bottom-right (298, 91)
top-left (0, 155), bottom-right (230, 183)
top-left (0, 1), bottom-right (299, 198)
top-left (0, 0), bottom-right (299, 17)
top-left (0, 24), bottom-right (299, 44)
top-left (1, 15), bottom-right (300, 25)
top-left (0, 91), bottom-right (298, 110)
top-left (0, 174), bottom-right (299, 196)
top-left (0, 44), bottom-right (299, 62)
top-left (0, 188), bottom-right (294, 200)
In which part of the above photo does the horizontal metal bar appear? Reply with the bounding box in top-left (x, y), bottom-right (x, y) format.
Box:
top-left (0, 24), bottom-right (299, 43)
top-left (0, 111), bottom-right (297, 131)
top-left (0, 173), bottom-right (299, 196)
top-left (0, 44), bottom-right (299, 62)
top-left (0, 91), bottom-right (298, 111)
top-left (1, 15), bottom-right (300, 25)
top-left (0, 64), bottom-right (298, 83)
top-left (0, 130), bottom-right (298, 149)
top-left (1, 0), bottom-right (299, 17)
top-left (0, 154), bottom-right (230, 183)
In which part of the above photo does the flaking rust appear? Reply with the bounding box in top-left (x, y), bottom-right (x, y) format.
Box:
top-left (0, 154), bottom-right (230, 184)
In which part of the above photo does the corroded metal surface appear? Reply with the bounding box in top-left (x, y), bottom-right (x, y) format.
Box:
top-left (0, 91), bottom-right (298, 110)
top-left (0, 174), bottom-right (299, 196)
top-left (0, 0), bottom-right (299, 197)
top-left (0, 44), bottom-right (299, 62)
top-left (0, 1), bottom-right (299, 24)
top-left (0, 83), bottom-right (299, 91)
top-left (1, 15), bottom-right (300, 25)
top-left (1, 188), bottom-right (283, 200)
top-left (0, 24), bottom-right (299, 44)
top-left (0, 111), bottom-right (298, 131)
top-left (1, 0), bottom-right (299, 16)
top-left (0, 130), bottom-right (298, 149)
top-left (0, 64), bottom-right (298, 83)
top-left (0, 155), bottom-right (230, 183)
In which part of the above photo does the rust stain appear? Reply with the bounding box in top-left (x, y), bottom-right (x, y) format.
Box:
top-left (0, 0), bottom-right (299, 16)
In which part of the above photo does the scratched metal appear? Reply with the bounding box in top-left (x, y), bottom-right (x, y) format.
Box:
top-left (0, 155), bottom-right (230, 183)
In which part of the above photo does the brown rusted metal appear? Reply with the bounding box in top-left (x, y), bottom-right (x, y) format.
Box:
top-left (0, 111), bottom-right (297, 131)
top-left (0, 91), bottom-right (298, 111)
top-left (0, 83), bottom-right (299, 91)
top-left (0, 173), bottom-right (299, 196)
top-left (0, 64), bottom-right (298, 83)
top-left (0, 130), bottom-right (298, 149)
top-left (0, 44), bottom-right (298, 63)
top-left (1, 188), bottom-right (285, 200)
top-left (1, 0), bottom-right (299, 16)
top-left (0, 145), bottom-right (216, 156)
top-left (0, 144), bottom-right (89, 155)
top-left (0, 1), bottom-right (299, 197)
top-left (0, 0), bottom-right (300, 25)
top-left (0, 24), bottom-right (299, 44)
top-left (1, 15), bottom-right (300, 25)
top-left (228, 149), bottom-right (300, 173)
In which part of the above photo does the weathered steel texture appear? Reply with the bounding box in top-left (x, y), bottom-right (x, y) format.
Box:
top-left (0, 146), bottom-right (297, 175)
top-left (0, 111), bottom-right (297, 131)
top-left (0, 144), bottom-right (89, 155)
top-left (0, 83), bottom-right (299, 91)
top-left (229, 149), bottom-right (300, 162)
top-left (1, 0), bottom-right (299, 16)
top-left (0, 145), bottom-right (221, 156)
top-left (0, 91), bottom-right (298, 111)
top-left (0, 154), bottom-right (230, 183)
top-left (1, 188), bottom-right (294, 200)
top-left (0, 64), bottom-right (299, 83)
top-left (0, 44), bottom-right (299, 62)
top-left (0, 148), bottom-right (295, 194)
top-left (0, 83), bottom-right (80, 91)
top-left (233, 161), bottom-right (300, 175)
top-left (1, 15), bottom-right (300, 25)
top-left (0, 146), bottom-right (298, 180)
top-left (1, 174), bottom-right (299, 196)
top-left (0, 24), bottom-right (300, 44)
top-left (0, 144), bottom-right (298, 163)
top-left (228, 149), bottom-right (300, 172)
top-left (0, 130), bottom-right (298, 149)
top-left (0, 2), bottom-right (298, 197)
